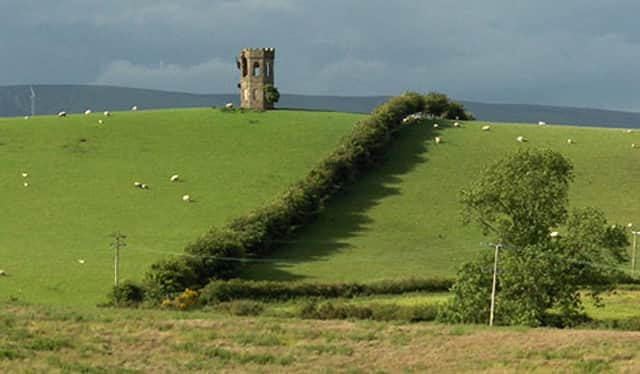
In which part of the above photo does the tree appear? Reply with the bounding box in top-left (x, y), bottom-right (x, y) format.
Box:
top-left (443, 149), bottom-right (629, 326)
top-left (424, 91), bottom-right (450, 117)
top-left (264, 84), bottom-right (280, 105)
top-left (444, 101), bottom-right (474, 120)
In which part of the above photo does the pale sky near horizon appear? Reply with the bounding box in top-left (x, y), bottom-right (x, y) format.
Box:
top-left (2, 0), bottom-right (640, 111)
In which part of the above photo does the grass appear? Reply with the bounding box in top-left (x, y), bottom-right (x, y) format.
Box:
top-left (0, 108), bottom-right (361, 305)
top-left (243, 120), bottom-right (640, 281)
top-left (1, 301), bottom-right (640, 373)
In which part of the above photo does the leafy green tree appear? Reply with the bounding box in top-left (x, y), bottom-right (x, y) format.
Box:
top-left (424, 91), bottom-right (450, 117)
top-left (444, 101), bottom-right (474, 120)
top-left (442, 149), bottom-right (629, 326)
top-left (264, 84), bottom-right (280, 105)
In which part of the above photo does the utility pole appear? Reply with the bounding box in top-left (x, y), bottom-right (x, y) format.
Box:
top-left (632, 231), bottom-right (638, 275)
top-left (111, 232), bottom-right (127, 287)
top-left (489, 243), bottom-right (501, 327)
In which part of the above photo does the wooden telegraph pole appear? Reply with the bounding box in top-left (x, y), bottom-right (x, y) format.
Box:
top-left (489, 243), bottom-right (501, 327)
top-left (632, 231), bottom-right (638, 275)
top-left (111, 232), bottom-right (127, 287)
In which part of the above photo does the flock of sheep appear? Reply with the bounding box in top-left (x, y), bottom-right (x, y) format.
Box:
top-left (23, 105), bottom-right (195, 203)
top-left (401, 114), bottom-right (637, 148)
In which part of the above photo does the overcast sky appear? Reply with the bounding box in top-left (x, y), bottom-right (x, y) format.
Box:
top-left (2, 0), bottom-right (640, 111)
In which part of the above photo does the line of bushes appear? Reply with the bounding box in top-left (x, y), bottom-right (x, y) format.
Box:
top-left (115, 92), bottom-right (430, 303)
top-left (299, 300), bottom-right (440, 322)
top-left (198, 278), bottom-right (454, 304)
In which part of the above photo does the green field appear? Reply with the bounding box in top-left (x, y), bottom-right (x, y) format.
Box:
top-left (0, 108), bottom-right (362, 305)
top-left (243, 120), bottom-right (640, 281)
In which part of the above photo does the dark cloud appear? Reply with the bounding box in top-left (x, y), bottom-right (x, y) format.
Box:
top-left (1, 0), bottom-right (640, 110)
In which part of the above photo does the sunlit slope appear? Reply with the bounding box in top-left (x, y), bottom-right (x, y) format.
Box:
top-left (243, 121), bottom-right (640, 281)
top-left (0, 108), bottom-right (362, 305)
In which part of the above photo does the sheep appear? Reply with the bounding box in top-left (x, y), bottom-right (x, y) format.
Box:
top-left (170, 174), bottom-right (180, 182)
top-left (538, 121), bottom-right (546, 126)
top-left (225, 103), bottom-right (234, 109)
top-left (182, 194), bottom-right (191, 202)
top-left (0, 270), bottom-right (6, 276)
top-left (453, 122), bottom-right (460, 128)
top-left (104, 111), bottom-right (111, 117)
top-left (21, 172), bottom-right (28, 178)
top-left (402, 113), bottom-right (423, 124)
top-left (626, 129), bottom-right (633, 134)
top-left (58, 111), bottom-right (67, 117)
top-left (481, 125), bottom-right (491, 131)
top-left (84, 109), bottom-right (92, 115)
top-left (550, 231), bottom-right (559, 238)
top-left (131, 105), bottom-right (138, 111)
top-left (516, 136), bottom-right (526, 143)
top-left (24, 116), bottom-right (29, 120)
top-left (567, 139), bottom-right (574, 144)
top-left (628, 223), bottom-right (634, 228)
top-left (97, 119), bottom-right (103, 125)
top-left (133, 181), bottom-right (142, 188)
top-left (633, 144), bottom-right (638, 149)
top-left (141, 183), bottom-right (149, 189)
top-left (435, 136), bottom-right (442, 144)
top-left (78, 259), bottom-right (85, 264)
top-left (433, 123), bottom-right (439, 129)
top-left (23, 182), bottom-right (29, 187)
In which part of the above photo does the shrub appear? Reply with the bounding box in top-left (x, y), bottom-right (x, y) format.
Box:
top-left (424, 92), bottom-right (450, 117)
top-left (199, 278), bottom-right (454, 304)
top-left (107, 281), bottom-right (146, 307)
top-left (264, 84), bottom-right (280, 105)
top-left (299, 300), bottom-right (440, 322)
top-left (216, 300), bottom-right (265, 316)
top-left (161, 288), bottom-right (200, 311)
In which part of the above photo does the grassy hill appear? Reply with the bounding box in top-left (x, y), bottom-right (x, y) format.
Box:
top-left (0, 108), bottom-right (362, 305)
top-left (243, 120), bottom-right (640, 282)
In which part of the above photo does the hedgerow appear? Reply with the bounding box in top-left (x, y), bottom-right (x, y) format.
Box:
top-left (117, 93), bottom-right (428, 304)
top-left (198, 278), bottom-right (453, 304)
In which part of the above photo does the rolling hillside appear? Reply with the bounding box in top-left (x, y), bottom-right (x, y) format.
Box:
top-left (3, 85), bottom-right (640, 128)
top-left (0, 108), bottom-right (362, 305)
top-left (243, 120), bottom-right (640, 282)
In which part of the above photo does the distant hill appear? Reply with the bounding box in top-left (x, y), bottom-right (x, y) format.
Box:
top-left (1, 84), bottom-right (639, 128)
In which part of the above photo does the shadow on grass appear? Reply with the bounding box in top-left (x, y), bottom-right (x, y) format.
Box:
top-left (240, 120), bottom-right (440, 281)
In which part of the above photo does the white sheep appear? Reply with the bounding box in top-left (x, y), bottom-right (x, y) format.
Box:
top-left (24, 116), bottom-right (29, 120)
top-left (104, 111), bottom-right (111, 117)
top-left (131, 105), bottom-right (138, 111)
top-left (0, 270), bottom-right (6, 276)
top-left (538, 121), bottom-right (546, 126)
top-left (141, 183), bottom-right (149, 189)
top-left (628, 223), bottom-right (633, 228)
top-left (84, 109), bottom-right (92, 115)
top-left (21, 172), bottom-right (28, 178)
top-left (550, 231), bottom-right (560, 238)
top-left (23, 182), bottom-right (29, 187)
top-left (182, 194), bottom-right (191, 202)
top-left (170, 174), bottom-right (180, 182)
top-left (517, 136), bottom-right (526, 143)
top-left (453, 122), bottom-right (460, 128)
top-left (98, 119), bottom-right (103, 125)
top-left (78, 259), bottom-right (85, 264)
top-left (433, 123), bottom-right (439, 129)
top-left (225, 103), bottom-right (234, 109)
top-left (481, 125), bottom-right (490, 131)
top-left (435, 136), bottom-right (442, 144)
top-left (58, 111), bottom-right (67, 117)
top-left (133, 181), bottom-right (142, 188)
top-left (626, 129), bottom-right (633, 134)
top-left (567, 139), bottom-right (574, 144)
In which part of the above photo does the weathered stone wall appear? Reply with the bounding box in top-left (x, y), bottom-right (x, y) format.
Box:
top-left (237, 48), bottom-right (275, 110)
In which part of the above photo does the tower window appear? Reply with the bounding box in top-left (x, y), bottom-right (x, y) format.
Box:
top-left (253, 62), bottom-right (261, 76)
top-left (241, 56), bottom-right (248, 77)
top-left (266, 62), bottom-right (271, 77)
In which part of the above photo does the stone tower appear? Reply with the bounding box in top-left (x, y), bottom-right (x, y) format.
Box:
top-left (236, 48), bottom-right (275, 110)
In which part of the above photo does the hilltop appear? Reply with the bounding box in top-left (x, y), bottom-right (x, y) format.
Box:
top-left (2, 84), bottom-right (640, 128)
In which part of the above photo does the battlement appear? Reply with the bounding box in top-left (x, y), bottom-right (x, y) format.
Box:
top-left (240, 48), bottom-right (275, 58)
